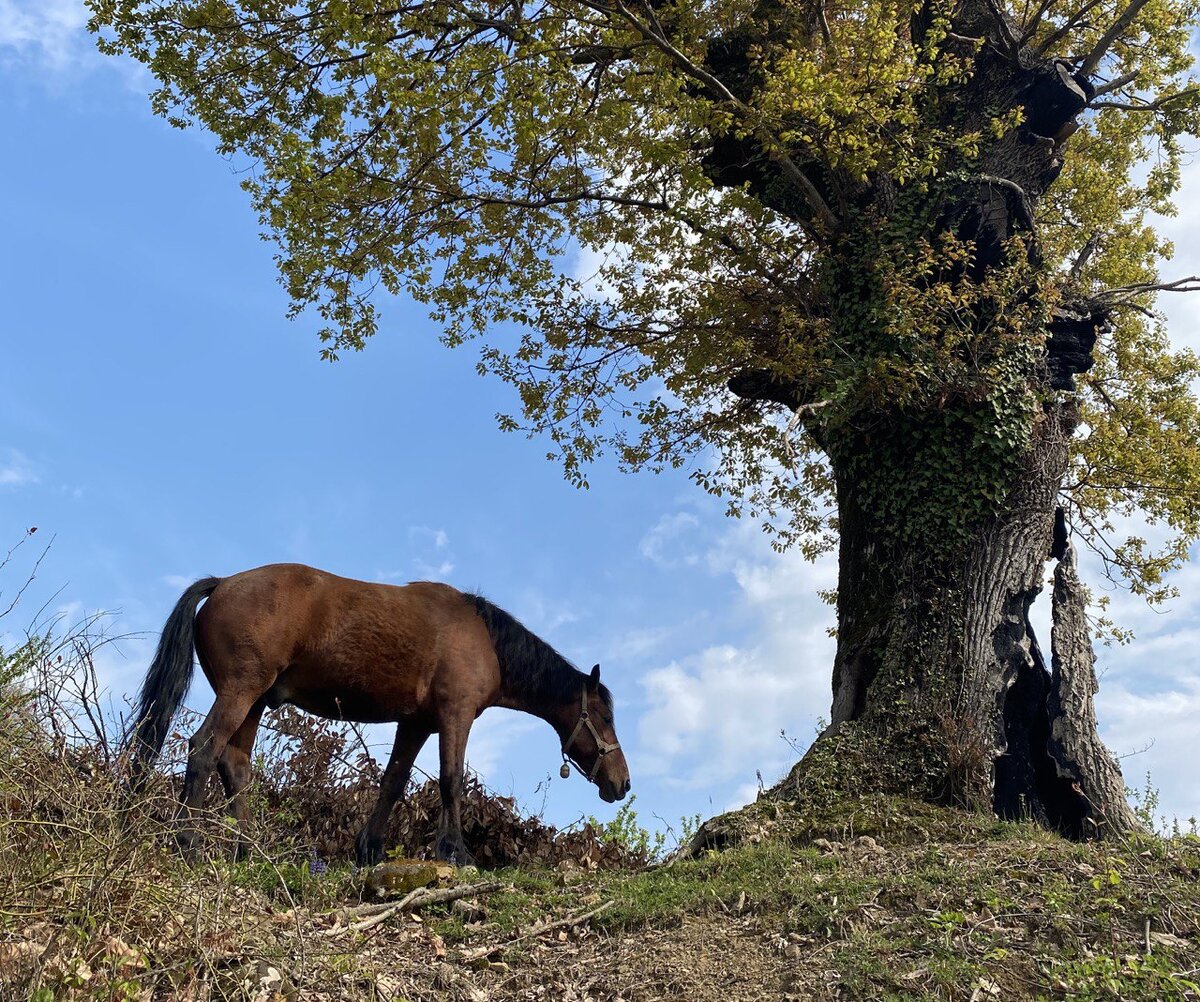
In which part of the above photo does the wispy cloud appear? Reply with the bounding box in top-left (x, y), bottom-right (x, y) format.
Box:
top-left (0, 448), bottom-right (39, 488)
top-left (0, 0), bottom-right (89, 71)
top-left (0, 0), bottom-right (149, 90)
top-left (408, 526), bottom-right (449, 550)
top-left (638, 511), bottom-right (702, 568)
top-left (636, 511), bottom-right (1200, 824)
top-left (379, 527), bottom-right (455, 582)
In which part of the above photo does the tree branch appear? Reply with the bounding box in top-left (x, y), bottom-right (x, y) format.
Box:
top-left (574, 0), bottom-right (840, 235)
top-left (1091, 85), bottom-right (1200, 112)
top-left (1078, 0), bottom-right (1154, 77)
top-left (1094, 275), bottom-right (1200, 302)
top-left (1089, 70), bottom-right (1139, 99)
top-left (968, 173), bottom-right (1035, 229)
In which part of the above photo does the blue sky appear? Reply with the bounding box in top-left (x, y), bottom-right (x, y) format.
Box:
top-left (1, 1), bottom-right (1197, 840)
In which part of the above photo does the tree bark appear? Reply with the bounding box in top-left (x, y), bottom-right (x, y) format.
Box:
top-left (766, 402), bottom-right (1137, 838)
top-left (701, 3), bottom-right (1138, 841)
top-left (1046, 542), bottom-right (1139, 834)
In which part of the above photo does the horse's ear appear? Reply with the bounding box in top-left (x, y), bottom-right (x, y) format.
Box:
top-left (589, 664), bottom-right (601, 691)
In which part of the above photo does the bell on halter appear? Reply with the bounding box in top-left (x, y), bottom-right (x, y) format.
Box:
top-left (559, 761), bottom-right (571, 779)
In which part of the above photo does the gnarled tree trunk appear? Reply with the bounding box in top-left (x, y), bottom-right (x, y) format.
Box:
top-left (705, 2), bottom-right (1139, 839)
top-left (767, 400), bottom-right (1137, 837)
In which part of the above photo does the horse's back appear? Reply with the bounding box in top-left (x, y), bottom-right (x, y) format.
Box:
top-left (192, 564), bottom-right (498, 720)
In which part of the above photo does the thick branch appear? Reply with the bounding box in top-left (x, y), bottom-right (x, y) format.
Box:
top-left (726, 368), bottom-right (808, 410)
top-left (1078, 0), bottom-right (1154, 77)
top-left (578, 0), bottom-right (839, 233)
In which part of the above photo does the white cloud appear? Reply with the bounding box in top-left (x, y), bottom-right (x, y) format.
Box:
top-left (638, 511), bottom-right (702, 568)
top-left (378, 527), bottom-right (456, 581)
top-left (0, 0), bottom-right (150, 91)
top-left (0, 448), bottom-right (38, 488)
top-left (1100, 676), bottom-right (1200, 828)
top-left (605, 624), bottom-right (676, 663)
top-left (408, 526), bottom-right (449, 549)
top-left (637, 506), bottom-right (1200, 824)
top-left (459, 709), bottom-right (541, 788)
top-left (0, 0), bottom-right (89, 71)
top-left (409, 559), bottom-right (456, 580)
top-left (1085, 545), bottom-right (1200, 827)
top-left (637, 518), bottom-right (836, 800)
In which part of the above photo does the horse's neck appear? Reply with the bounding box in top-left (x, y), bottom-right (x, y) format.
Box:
top-left (495, 687), bottom-right (571, 739)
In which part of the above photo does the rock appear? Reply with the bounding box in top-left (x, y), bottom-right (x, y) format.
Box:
top-left (363, 859), bottom-right (455, 897)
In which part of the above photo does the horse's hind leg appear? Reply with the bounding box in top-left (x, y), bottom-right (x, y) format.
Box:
top-left (177, 693), bottom-right (258, 858)
top-left (354, 718), bottom-right (432, 867)
top-left (217, 697), bottom-right (266, 861)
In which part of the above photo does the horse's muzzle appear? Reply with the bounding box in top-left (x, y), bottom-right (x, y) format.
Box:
top-left (600, 777), bottom-right (631, 803)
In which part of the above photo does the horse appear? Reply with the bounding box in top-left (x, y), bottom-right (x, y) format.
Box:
top-left (124, 563), bottom-right (630, 866)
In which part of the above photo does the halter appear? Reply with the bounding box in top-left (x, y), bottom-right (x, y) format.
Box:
top-left (561, 685), bottom-right (620, 782)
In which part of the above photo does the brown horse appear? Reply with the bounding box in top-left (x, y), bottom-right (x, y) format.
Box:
top-left (125, 563), bottom-right (630, 865)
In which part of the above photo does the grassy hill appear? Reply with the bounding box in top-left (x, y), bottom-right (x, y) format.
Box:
top-left (2, 637), bottom-right (1198, 1001)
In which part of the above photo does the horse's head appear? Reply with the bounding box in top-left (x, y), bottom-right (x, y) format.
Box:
top-left (560, 664), bottom-right (630, 803)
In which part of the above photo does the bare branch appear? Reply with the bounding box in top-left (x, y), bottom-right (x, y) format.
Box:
top-left (968, 173), bottom-right (1035, 229)
top-left (1091, 86), bottom-right (1200, 112)
top-left (1078, 0), bottom-right (1154, 77)
top-left (1095, 275), bottom-right (1200, 302)
top-left (1067, 234), bottom-right (1100, 284)
top-left (1035, 0), bottom-right (1105, 56)
top-left (1090, 70), bottom-right (1139, 98)
top-left (783, 400), bottom-right (831, 470)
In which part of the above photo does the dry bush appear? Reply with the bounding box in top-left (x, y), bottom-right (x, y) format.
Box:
top-left (253, 706), bottom-right (640, 870)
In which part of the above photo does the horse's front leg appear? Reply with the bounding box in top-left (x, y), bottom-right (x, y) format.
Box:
top-left (435, 713), bottom-right (476, 867)
top-left (355, 718), bottom-right (432, 867)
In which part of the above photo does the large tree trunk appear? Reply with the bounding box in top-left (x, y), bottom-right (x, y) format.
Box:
top-left (700, 0), bottom-right (1141, 843)
top-left (773, 401), bottom-right (1137, 837)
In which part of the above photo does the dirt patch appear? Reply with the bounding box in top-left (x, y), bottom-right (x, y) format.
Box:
top-left (321, 913), bottom-right (797, 1002)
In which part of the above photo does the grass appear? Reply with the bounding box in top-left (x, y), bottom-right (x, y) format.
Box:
top-left (2, 617), bottom-right (1199, 999)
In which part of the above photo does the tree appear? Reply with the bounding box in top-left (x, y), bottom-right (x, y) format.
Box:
top-left (90, 0), bottom-right (1200, 834)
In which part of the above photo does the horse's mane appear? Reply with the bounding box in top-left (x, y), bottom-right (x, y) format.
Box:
top-left (467, 594), bottom-right (612, 714)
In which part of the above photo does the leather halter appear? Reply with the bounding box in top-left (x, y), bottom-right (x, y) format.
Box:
top-left (561, 685), bottom-right (620, 782)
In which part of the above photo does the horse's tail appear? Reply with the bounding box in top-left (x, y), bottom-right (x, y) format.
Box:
top-left (125, 576), bottom-right (221, 791)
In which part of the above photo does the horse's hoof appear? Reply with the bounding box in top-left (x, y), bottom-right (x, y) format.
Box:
top-left (436, 836), bottom-right (475, 868)
top-left (355, 833), bottom-right (384, 868)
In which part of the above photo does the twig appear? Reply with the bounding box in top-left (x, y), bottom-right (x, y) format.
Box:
top-left (459, 900), bottom-right (614, 962)
top-left (783, 400), bottom-right (831, 469)
top-left (322, 880), bottom-right (503, 937)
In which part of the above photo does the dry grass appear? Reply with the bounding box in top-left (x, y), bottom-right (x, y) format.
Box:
top-left (2, 552), bottom-right (1199, 999)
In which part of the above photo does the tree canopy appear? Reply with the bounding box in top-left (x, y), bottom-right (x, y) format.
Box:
top-left (91, 0), bottom-right (1200, 609)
